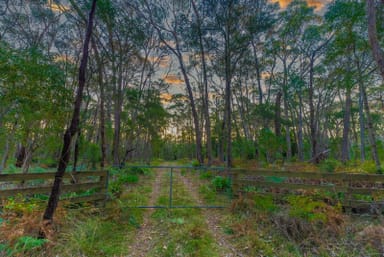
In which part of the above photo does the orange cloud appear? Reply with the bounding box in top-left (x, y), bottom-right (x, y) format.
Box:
top-left (163, 74), bottom-right (184, 85)
top-left (271, 0), bottom-right (328, 10)
top-left (47, 0), bottom-right (70, 12)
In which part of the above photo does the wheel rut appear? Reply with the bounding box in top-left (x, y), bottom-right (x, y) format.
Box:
top-left (127, 168), bottom-right (164, 257)
top-left (177, 170), bottom-right (243, 257)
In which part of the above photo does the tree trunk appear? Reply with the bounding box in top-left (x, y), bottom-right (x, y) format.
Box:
top-left (275, 91), bottom-right (282, 138)
top-left (224, 18), bottom-right (232, 167)
top-left (41, 0), bottom-right (97, 231)
top-left (191, 0), bottom-right (212, 165)
top-left (367, 0), bottom-right (384, 81)
top-left (308, 56), bottom-right (317, 159)
top-left (15, 144), bottom-right (26, 168)
top-left (0, 138), bottom-right (10, 173)
top-left (361, 84), bottom-right (381, 171)
top-left (91, 38), bottom-right (107, 169)
top-left (359, 85), bottom-right (366, 161)
top-left (178, 55), bottom-right (204, 165)
top-left (341, 87), bottom-right (352, 163)
top-left (112, 71), bottom-right (122, 167)
top-left (72, 131), bottom-right (80, 172)
top-left (297, 93), bottom-right (304, 161)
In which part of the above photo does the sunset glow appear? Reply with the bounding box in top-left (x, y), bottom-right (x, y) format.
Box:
top-left (271, 0), bottom-right (329, 10)
top-left (163, 74), bottom-right (184, 84)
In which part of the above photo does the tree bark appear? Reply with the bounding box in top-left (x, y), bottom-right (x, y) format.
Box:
top-left (361, 84), bottom-right (381, 171)
top-left (15, 144), bottom-right (26, 168)
top-left (91, 38), bottom-right (106, 169)
top-left (274, 91), bottom-right (282, 138)
top-left (297, 91), bottom-right (304, 161)
top-left (359, 85), bottom-right (366, 161)
top-left (308, 56), bottom-right (317, 160)
top-left (41, 0), bottom-right (97, 230)
top-left (367, 0), bottom-right (384, 81)
top-left (341, 87), bottom-right (352, 164)
top-left (191, 0), bottom-right (212, 165)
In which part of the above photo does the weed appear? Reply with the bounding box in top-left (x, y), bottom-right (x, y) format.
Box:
top-left (254, 193), bottom-right (277, 213)
top-left (199, 171), bottom-right (214, 180)
top-left (199, 184), bottom-right (216, 203)
top-left (319, 159), bottom-right (340, 173)
top-left (211, 176), bottom-right (231, 192)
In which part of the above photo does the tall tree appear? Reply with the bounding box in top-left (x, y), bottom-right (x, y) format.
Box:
top-left (41, 0), bottom-right (97, 234)
top-left (367, 0), bottom-right (384, 81)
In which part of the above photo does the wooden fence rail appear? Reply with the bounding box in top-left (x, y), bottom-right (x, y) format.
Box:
top-left (0, 171), bottom-right (109, 205)
top-left (231, 169), bottom-right (384, 212)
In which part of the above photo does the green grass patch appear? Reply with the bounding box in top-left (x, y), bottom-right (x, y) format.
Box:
top-left (148, 172), bottom-right (221, 257)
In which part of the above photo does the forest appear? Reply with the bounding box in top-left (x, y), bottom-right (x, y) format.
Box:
top-left (1, 0), bottom-right (384, 256)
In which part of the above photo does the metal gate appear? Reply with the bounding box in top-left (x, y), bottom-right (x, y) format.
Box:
top-left (121, 166), bottom-right (234, 209)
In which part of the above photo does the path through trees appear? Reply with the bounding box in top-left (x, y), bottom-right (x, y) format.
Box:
top-left (126, 166), bottom-right (241, 256)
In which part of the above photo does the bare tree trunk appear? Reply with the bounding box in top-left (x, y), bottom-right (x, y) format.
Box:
top-left (308, 57), bottom-right (317, 160)
top-left (367, 0), bottom-right (384, 81)
top-left (297, 93), bottom-right (304, 161)
top-left (361, 84), bottom-right (381, 171)
top-left (72, 131), bottom-right (80, 172)
top-left (0, 122), bottom-right (16, 173)
top-left (341, 87), bottom-right (352, 163)
top-left (178, 57), bottom-right (204, 165)
top-left (359, 86), bottom-right (366, 161)
top-left (15, 144), bottom-right (26, 168)
top-left (0, 139), bottom-right (10, 173)
top-left (275, 91), bottom-right (282, 138)
top-left (191, 0), bottom-right (212, 165)
top-left (91, 38), bottom-right (107, 169)
top-left (41, 0), bottom-right (97, 232)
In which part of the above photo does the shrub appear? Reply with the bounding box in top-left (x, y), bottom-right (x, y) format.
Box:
top-left (126, 167), bottom-right (150, 175)
top-left (320, 159), bottom-right (340, 172)
top-left (199, 171), bottom-right (214, 180)
top-left (286, 195), bottom-right (327, 223)
top-left (253, 194), bottom-right (277, 213)
top-left (211, 176), bottom-right (231, 191)
top-left (120, 174), bottom-right (139, 184)
top-left (191, 160), bottom-right (201, 167)
top-left (11, 236), bottom-right (47, 256)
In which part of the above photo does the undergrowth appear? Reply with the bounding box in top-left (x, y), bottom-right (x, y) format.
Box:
top-left (148, 171), bottom-right (220, 257)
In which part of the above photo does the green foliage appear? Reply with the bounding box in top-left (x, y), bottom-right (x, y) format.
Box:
top-left (11, 236), bottom-right (47, 256)
top-left (258, 128), bottom-right (283, 163)
top-left (199, 171), bottom-right (214, 180)
top-left (286, 195), bottom-right (327, 223)
top-left (3, 164), bottom-right (19, 174)
top-left (126, 166), bottom-right (151, 175)
top-left (360, 161), bottom-right (379, 173)
top-left (198, 184), bottom-right (216, 203)
top-left (254, 194), bottom-right (277, 213)
top-left (320, 159), bottom-right (340, 172)
top-left (211, 176), bottom-right (231, 191)
top-left (191, 159), bottom-right (200, 167)
top-left (120, 174), bottom-right (139, 184)
top-left (3, 196), bottom-right (38, 215)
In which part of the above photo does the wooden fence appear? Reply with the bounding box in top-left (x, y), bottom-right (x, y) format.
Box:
top-left (0, 171), bottom-right (109, 205)
top-left (231, 169), bottom-right (384, 212)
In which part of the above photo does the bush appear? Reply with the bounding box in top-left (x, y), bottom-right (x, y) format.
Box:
top-left (126, 167), bottom-right (150, 175)
top-left (191, 160), bottom-right (201, 167)
top-left (199, 171), bottom-right (214, 180)
top-left (211, 176), bottom-right (231, 192)
top-left (320, 159), bottom-right (340, 173)
top-left (120, 174), bottom-right (139, 184)
top-left (254, 194), bottom-right (277, 213)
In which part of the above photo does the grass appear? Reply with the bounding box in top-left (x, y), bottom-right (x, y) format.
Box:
top-left (50, 173), bottom-right (153, 256)
top-left (147, 171), bottom-right (221, 257)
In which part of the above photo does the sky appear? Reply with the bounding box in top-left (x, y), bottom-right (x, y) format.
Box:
top-left (273, 0), bottom-right (330, 10)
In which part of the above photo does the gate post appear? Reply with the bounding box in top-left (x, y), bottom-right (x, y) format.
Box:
top-left (169, 167), bottom-right (173, 208)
